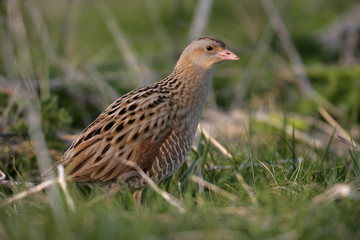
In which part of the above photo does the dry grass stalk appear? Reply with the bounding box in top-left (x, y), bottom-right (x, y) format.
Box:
top-left (1, 1), bottom-right (67, 215)
top-left (2, 178), bottom-right (56, 206)
top-left (188, 0), bottom-right (214, 40)
top-left (318, 106), bottom-right (359, 147)
top-left (101, 5), bottom-right (152, 86)
top-left (190, 175), bottom-right (237, 201)
top-left (308, 184), bottom-right (360, 209)
top-left (235, 173), bottom-right (258, 206)
top-left (259, 0), bottom-right (311, 94)
top-left (81, 61), bottom-right (119, 104)
top-left (57, 165), bottom-right (75, 211)
top-left (0, 170), bottom-right (5, 181)
top-left (121, 159), bottom-right (186, 213)
top-left (336, 135), bottom-right (360, 152)
top-left (197, 125), bottom-right (233, 158)
top-left (2, 165), bottom-right (75, 211)
top-left (0, 180), bottom-right (35, 188)
top-left (144, 0), bottom-right (172, 51)
top-left (260, 0), bottom-right (343, 118)
top-left (251, 111), bottom-right (326, 149)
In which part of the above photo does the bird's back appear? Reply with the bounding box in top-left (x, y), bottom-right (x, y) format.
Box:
top-left (57, 71), bottom-right (205, 188)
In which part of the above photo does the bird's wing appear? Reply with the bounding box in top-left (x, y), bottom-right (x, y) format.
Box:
top-left (56, 84), bottom-right (177, 182)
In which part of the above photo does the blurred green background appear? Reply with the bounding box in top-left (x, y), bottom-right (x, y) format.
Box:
top-left (1, 0), bottom-right (360, 239)
top-left (1, 0), bottom-right (359, 129)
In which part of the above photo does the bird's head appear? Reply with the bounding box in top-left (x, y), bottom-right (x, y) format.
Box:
top-left (176, 36), bottom-right (239, 71)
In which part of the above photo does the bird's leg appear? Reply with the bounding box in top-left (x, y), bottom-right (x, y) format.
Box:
top-left (132, 189), bottom-right (143, 207)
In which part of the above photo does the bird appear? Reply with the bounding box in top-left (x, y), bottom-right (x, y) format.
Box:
top-left (45, 36), bottom-right (239, 204)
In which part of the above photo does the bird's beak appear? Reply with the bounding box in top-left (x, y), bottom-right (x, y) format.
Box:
top-left (216, 48), bottom-right (239, 61)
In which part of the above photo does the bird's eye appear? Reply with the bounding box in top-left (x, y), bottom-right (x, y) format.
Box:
top-left (206, 45), bottom-right (214, 51)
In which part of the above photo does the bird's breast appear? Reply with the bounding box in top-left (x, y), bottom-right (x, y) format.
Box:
top-left (174, 71), bottom-right (212, 139)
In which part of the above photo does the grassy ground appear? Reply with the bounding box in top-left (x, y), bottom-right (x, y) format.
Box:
top-left (1, 0), bottom-right (360, 239)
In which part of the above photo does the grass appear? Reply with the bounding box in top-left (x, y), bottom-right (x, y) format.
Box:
top-left (1, 0), bottom-right (360, 239)
top-left (1, 136), bottom-right (360, 239)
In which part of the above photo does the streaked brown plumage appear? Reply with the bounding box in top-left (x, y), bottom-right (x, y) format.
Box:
top-left (46, 36), bottom-right (238, 201)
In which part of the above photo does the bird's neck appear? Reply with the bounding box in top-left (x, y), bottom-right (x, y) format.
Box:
top-left (171, 63), bottom-right (212, 104)
top-left (165, 63), bottom-right (212, 136)
top-left (173, 58), bottom-right (211, 91)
